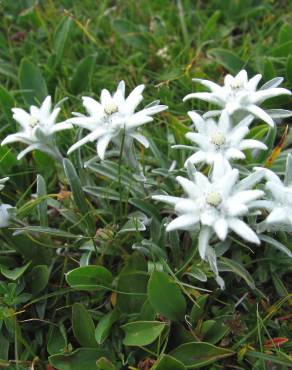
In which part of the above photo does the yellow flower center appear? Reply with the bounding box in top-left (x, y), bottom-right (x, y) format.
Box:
top-left (211, 132), bottom-right (226, 146)
top-left (28, 116), bottom-right (39, 128)
top-left (206, 192), bottom-right (222, 207)
top-left (104, 101), bottom-right (118, 115)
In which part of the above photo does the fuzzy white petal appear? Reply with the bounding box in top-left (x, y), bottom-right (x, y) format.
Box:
top-left (214, 218), bottom-right (228, 240)
top-left (228, 218), bottom-right (260, 244)
top-left (198, 226), bottom-right (212, 260)
top-left (166, 214), bottom-right (197, 231)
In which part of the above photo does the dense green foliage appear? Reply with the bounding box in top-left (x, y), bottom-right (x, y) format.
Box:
top-left (0, 0), bottom-right (291, 369)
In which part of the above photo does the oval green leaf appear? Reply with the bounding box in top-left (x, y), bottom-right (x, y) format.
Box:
top-left (153, 354), bottom-right (186, 370)
top-left (66, 265), bottom-right (113, 291)
top-left (70, 54), bottom-right (96, 94)
top-left (49, 348), bottom-right (112, 370)
top-left (30, 265), bottom-right (49, 294)
top-left (72, 303), bottom-right (96, 347)
top-left (95, 309), bottom-right (119, 345)
top-left (147, 271), bottom-right (186, 321)
top-left (170, 342), bottom-right (234, 368)
top-left (19, 58), bottom-right (48, 105)
top-left (1, 261), bottom-right (31, 281)
top-left (121, 321), bottom-right (165, 346)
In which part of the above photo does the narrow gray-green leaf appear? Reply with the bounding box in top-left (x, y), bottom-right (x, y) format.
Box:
top-left (259, 234), bottom-right (292, 258)
top-left (218, 257), bottom-right (255, 289)
top-left (37, 174), bottom-right (48, 227)
top-left (1, 261), bottom-right (31, 280)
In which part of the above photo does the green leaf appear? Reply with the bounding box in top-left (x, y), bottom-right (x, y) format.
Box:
top-left (1, 261), bottom-right (31, 280)
top-left (117, 253), bottom-right (148, 314)
top-left (72, 303), bottom-right (96, 347)
top-left (218, 257), bottom-right (255, 289)
top-left (129, 198), bottom-right (161, 221)
top-left (119, 217), bottom-right (146, 233)
top-left (0, 147), bottom-right (17, 173)
top-left (190, 295), bottom-right (208, 325)
top-left (0, 331), bottom-right (9, 360)
top-left (13, 226), bottom-right (80, 239)
top-left (286, 54), bottom-right (292, 85)
top-left (30, 265), bottom-right (49, 294)
top-left (121, 321), bottom-right (165, 346)
top-left (147, 271), bottom-right (186, 321)
top-left (202, 11), bottom-right (221, 41)
top-left (272, 24), bottom-right (292, 57)
top-left (70, 54), bottom-right (96, 94)
top-left (96, 357), bottom-right (116, 370)
top-left (0, 85), bottom-right (14, 123)
top-left (66, 265), bottom-right (113, 291)
top-left (95, 309), bottom-right (119, 345)
top-left (272, 272), bottom-right (288, 297)
top-left (259, 235), bottom-right (292, 258)
top-left (201, 320), bottom-right (229, 344)
top-left (263, 58), bottom-right (276, 82)
top-left (113, 19), bottom-right (149, 49)
top-left (186, 266), bottom-right (207, 282)
top-left (52, 17), bottom-right (73, 68)
top-left (153, 354), bottom-right (186, 370)
top-left (208, 49), bottom-right (247, 74)
top-left (63, 158), bottom-right (94, 235)
top-left (47, 325), bottom-right (67, 355)
top-left (8, 234), bottom-right (52, 265)
top-left (170, 342), bottom-right (234, 368)
top-left (49, 348), bottom-right (112, 370)
top-left (84, 185), bottom-right (126, 202)
top-left (18, 58), bottom-right (48, 105)
top-left (246, 350), bottom-right (292, 366)
top-left (37, 174), bottom-right (48, 227)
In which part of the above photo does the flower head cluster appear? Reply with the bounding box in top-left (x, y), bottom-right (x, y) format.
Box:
top-left (153, 163), bottom-right (264, 260)
top-left (1, 96), bottom-right (72, 160)
top-left (173, 110), bottom-right (266, 169)
top-left (183, 70), bottom-right (291, 126)
top-left (67, 81), bottom-right (167, 159)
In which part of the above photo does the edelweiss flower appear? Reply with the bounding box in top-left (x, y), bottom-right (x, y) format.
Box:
top-left (173, 110), bottom-right (266, 167)
top-left (67, 81), bottom-right (167, 159)
top-left (0, 177), bottom-right (12, 228)
top-left (1, 96), bottom-right (72, 160)
top-left (153, 164), bottom-right (264, 260)
top-left (0, 177), bottom-right (9, 191)
top-left (183, 70), bottom-right (291, 126)
top-left (258, 154), bottom-right (292, 227)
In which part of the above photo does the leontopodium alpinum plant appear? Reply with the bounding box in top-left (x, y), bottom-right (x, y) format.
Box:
top-left (172, 110), bottom-right (267, 169)
top-left (66, 80), bottom-right (167, 160)
top-left (1, 70), bottom-right (291, 288)
top-left (183, 70), bottom-right (291, 126)
top-left (153, 69), bottom-right (291, 287)
top-left (1, 96), bottom-right (72, 160)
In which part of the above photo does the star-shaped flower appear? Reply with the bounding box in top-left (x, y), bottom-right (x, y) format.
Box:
top-left (0, 177), bottom-right (12, 228)
top-left (183, 70), bottom-right (291, 126)
top-left (67, 81), bottom-right (167, 159)
top-left (1, 96), bottom-right (72, 160)
top-left (153, 163), bottom-right (264, 260)
top-left (259, 154), bottom-right (292, 227)
top-left (173, 110), bottom-right (266, 168)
